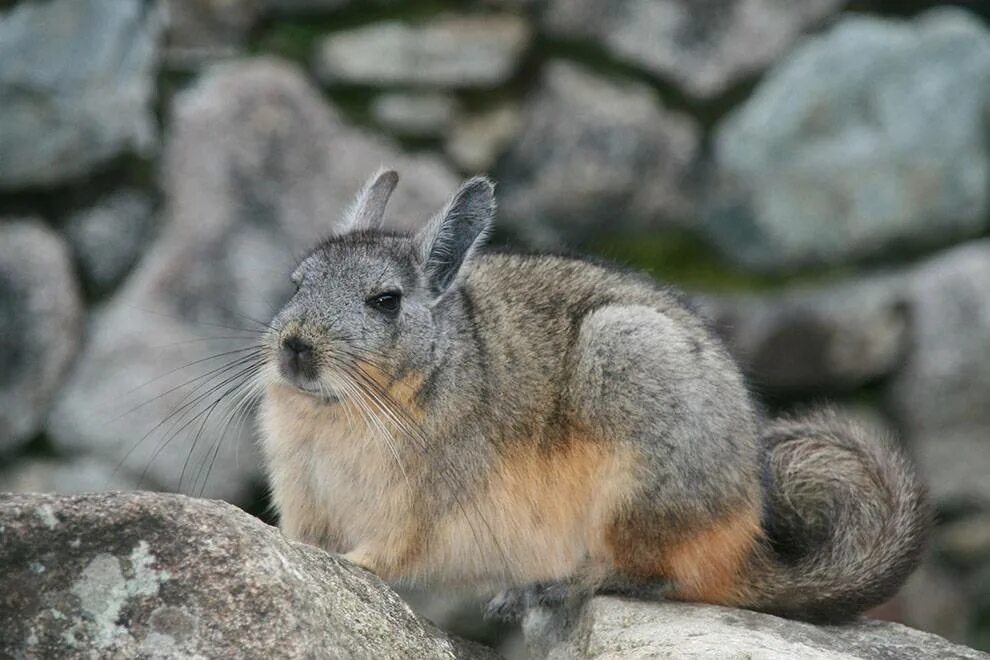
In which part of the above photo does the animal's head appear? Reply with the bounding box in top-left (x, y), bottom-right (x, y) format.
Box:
top-left (264, 169), bottom-right (495, 402)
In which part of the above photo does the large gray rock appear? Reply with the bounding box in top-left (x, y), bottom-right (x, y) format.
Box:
top-left (543, 0), bottom-right (841, 99)
top-left (371, 92), bottom-right (458, 138)
top-left (47, 58), bottom-right (458, 504)
top-left (0, 492), bottom-right (495, 659)
top-left (498, 61), bottom-right (700, 247)
top-left (709, 9), bottom-right (990, 271)
top-left (524, 597), bottom-right (987, 659)
top-left (445, 103), bottom-right (522, 173)
top-left (0, 0), bottom-right (164, 190)
top-left (64, 190), bottom-right (156, 296)
top-left (698, 275), bottom-right (908, 394)
top-left (0, 220), bottom-right (82, 453)
top-left (314, 14), bottom-right (532, 88)
top-left (887, 240), bottom-right (990, 506)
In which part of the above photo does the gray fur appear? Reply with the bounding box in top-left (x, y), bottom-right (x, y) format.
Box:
top-left (261, 171), bottom-right (929, 624)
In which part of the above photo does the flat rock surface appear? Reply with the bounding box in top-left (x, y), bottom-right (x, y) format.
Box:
top-left (0, 491), bottom-right (495, 659)
top-left (524, 597), bottom-right (988, 659)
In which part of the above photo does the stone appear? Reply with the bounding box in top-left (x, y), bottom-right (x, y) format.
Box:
top-left (0, 457), bottom-right (144, 495)
top-left (886, 240), bottom-right (990, 506)
top-left (445, 104), bottom-right (522, 173)
top-left (872, 563), bottom-right (972, 648)
top-left (46, 58), bottom-right (458, 504)
top-left (163, 0), bottom-right (264, 68)
top-left (939, 513), bottom-right (990, 569)
top-left (497, 61), bottom-right (700, 247)
top-left (313, 14), bottom-right (531, 88)
top-left (0, 492), bottom-right (496, 659)
top-left (0, 0), bottom-right (164, 190)
top-left (542, 0), bottom-right (841, 99)
top-left (697, 275), bottom-right (908, 394)
top-left (708, 9), bottom-right (990, 271)
top-left (63, 190), bottom-right (156, 296)
top-left (523, 597), bottom-right (987, 659)
top-left (371, 92), bottom-right (458, 138)
top-left (0, 220), bottom-right (83, 453)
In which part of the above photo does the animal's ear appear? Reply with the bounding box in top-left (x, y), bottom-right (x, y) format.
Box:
top-left (416, 176), bottom-right (495, 293)
top-left (341, 168), bottom-right (399, 232)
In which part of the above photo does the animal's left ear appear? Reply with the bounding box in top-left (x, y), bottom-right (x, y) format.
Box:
top-left (340, 168), bottom-right (399, 232)
top-left (416, 176), bottom-right (495, 293)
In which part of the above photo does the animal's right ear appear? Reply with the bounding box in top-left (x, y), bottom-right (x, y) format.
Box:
top-left (340, 168), bottom-right (399, 232)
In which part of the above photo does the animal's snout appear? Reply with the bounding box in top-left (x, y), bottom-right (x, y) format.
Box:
top-left (279, 335), bottom-right (316, 382)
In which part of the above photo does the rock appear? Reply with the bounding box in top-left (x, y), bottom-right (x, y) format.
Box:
top-left (708, 9), bottom-right (990, 271)
top-left (523, 597), bottom-right (987, 659)
top-left (872, 562), bottom-right (972, 647)
top-left (63, 190), bottom-right (156, 296)
top-left (0, 457), bottom-right (144, 494)
top-left (371, 92), bottom-right (458, 138)
top-left (497, 61), bottom-right (700, 247)
top-left (46, 58), bottom-right (458, 504)
top-left (0, 220), bottom-right (82, 453)
top-left (446, 103), bottom-right (522, 173)
top-left (542, 0), bottom-right (841, 99)
top-left (313, 14), bottom-right (531, 88)
top-left (0, 0), bottom-right (164, 190)
top-left (939, 513), bottom-right (990, 569)
top-left (698, 275), bottom-right (908, 394)
top-left (0, 492), bottom-right (496, 659)
top-left (163, 0), bottom-right (264, 68)
top-left (886, 240), bottom-right (990, 506)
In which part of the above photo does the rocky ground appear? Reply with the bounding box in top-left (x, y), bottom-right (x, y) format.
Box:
top-left (2, 0), bottom-right (990, 655)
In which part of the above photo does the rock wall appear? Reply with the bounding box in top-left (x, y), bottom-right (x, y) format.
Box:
top-left (1, 0), bottom-right (990, 653)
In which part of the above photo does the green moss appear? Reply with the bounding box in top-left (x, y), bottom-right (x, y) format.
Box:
top-left (588, 230), bottom-right (853, 293)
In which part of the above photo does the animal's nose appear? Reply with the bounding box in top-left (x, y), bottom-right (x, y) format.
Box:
top-left (280, 336), bottom-right (315, 379)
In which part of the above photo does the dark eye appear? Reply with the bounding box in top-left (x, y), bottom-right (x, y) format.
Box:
top-left (366, 291), bottom-right (401, 314)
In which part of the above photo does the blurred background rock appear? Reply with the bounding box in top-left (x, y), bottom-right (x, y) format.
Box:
top-left (0, 0), bottom-right (989, 654)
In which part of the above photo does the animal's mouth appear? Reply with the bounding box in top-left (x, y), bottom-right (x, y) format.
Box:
top-left (291, 380), bottom-right (340, 404)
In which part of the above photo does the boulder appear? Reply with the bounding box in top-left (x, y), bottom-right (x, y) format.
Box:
top-left (542, 0), bottom-right (841, 99)
top-left (523, 597), bottom-right (987, 659)
top-left (886, 240), bottom-right (990, 506)
top-left (497, 61), bottom-right (700, 247)
top-left (0, 492), bottom-right (495, 659)
top-left (47, 58), bottom-right (458, 504)
top-left (708, 9), bottom-right (990, 271)
top-left (63, 190), bottom-right (156, 296)
top-left (0, 0), bottom-right (164, 189)
top-left (0, 220), bottom-right (83, 453)
top-left (698, 275), bottom-right (908, 394)
top-left (445, 103), bottom-right (522, 173)
top-left (313, 14), bottom-right (531, 88)
top-left (0, 457), bottom-right (144, 495)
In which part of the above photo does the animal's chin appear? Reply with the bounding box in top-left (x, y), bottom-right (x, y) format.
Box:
top-left (282, 379), bottom-right (341, 404)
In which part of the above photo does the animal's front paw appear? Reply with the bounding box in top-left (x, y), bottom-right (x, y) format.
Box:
top-left (484, 588), bottom-right (528, 622)
top-left (341, 548), bottom-right (379, 575)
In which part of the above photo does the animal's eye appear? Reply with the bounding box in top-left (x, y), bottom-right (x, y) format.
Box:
top-left (367, 291), bottom-right (401, 314)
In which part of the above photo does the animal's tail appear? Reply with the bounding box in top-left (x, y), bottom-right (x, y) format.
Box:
top-left (739, 407), bottom-right (930, 623)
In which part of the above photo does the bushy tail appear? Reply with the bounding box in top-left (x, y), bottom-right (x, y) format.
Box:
top-left (740, 408), bottom-right (931, 623)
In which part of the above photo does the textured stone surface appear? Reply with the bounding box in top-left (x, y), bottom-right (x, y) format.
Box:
top-left (497, 61), bottom-right (700, 246)
top-left (163, 0), bottom-right (264, 67)
top-left (0, 492), bottom-right (495, 659)
top-left (708, 9), bottom-right (990, 271)
top-left (0, 220), bottom-right (82, 453)
top-left (47, 58), bottom-right (458, 504)
top-left (64, 190), bottom-right (156, 295)
top-left (314, 14), bottom-right (531, 88)
top-left (446, 104), bottom-right (522, 173)
top-left (699, 275), bottom-right (908, 393)
top-left (371, 92), bottom-right (458, 137)
top-left (0, 0), bottom-right (164, 189)
top-left (524, 597), bottom-right (988, 659)
top-left (543, 0), bottom-right (841, 98)
top-left (887, 241), bottom-right (990, 506)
